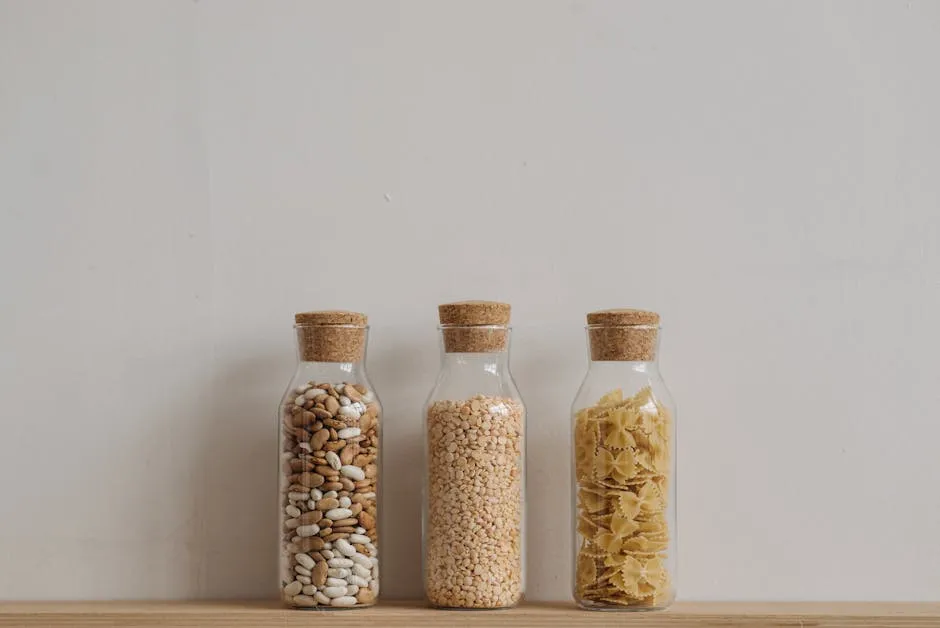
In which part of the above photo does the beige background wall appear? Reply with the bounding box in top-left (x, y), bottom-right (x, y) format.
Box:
top-left (1, 0), bottom-right (938, 601)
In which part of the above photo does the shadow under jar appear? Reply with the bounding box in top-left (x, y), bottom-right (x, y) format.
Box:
top-left (278, 311), bottom-right (381, 609)
top-left (572, 309), bottom-right (677, 611)
top-left (423, 301), bottom-right (526, 609)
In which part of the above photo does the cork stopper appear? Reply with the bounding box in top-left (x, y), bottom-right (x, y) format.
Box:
top-left (587, 308), bottom-right (660, 361)
top-left (294, 310), bottom-right (368, 362)
top-left (438, 301), bottom-right (511, 353)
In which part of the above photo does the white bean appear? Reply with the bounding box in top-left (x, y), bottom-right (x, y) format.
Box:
top-left (285, 505), bottom-right (301, 518)
top-left (283, 581), bottom-right (302, 597)
top-left (351, 553), bottom-right (372, 567)
top-left (326, 577), bottom-right (347, 587)
top-left (349, 534), bottom-right (370, 544)
top-left (285, 518), bottom-right (300, 530)
top-left (339, 396), bottom-right (351, 407)
top-left (339, 466), bottom-right (365, 481)
top-left (334, 539), bottom-right (356, 557)
top-left (314, 591), bottom-right (331, 605)
top-left (302, 584), bottom-right (316, 595)
top-left (346, 584), bottom-right (359, 595)
top-left (337, 406), bottom-right (361, 420)
top-left (287, 492), bottom-right (309, 502)
top-left (294, 395), bottom-right (307, 406)
top-left (296, 575), bottom-right (311, 585)
top-left (295, 553), bottom-right (315, 570)
top-left (322, 586), bottom-right (347, 598)
top-left (337, 427), bottom-right (361, 439)
top-left (296, 524), bottom-right (319, 537)
top-left (338, 496), bottom-right (352, 509)
top-left (294, 565), bottom-right (311, 576)
top-left (328, 557), bottom-right (354, 568)
top-left (327, 568), bottom-right (350, 578)
top-left (325, 451), bottom-right (341, 470)
top-left (293, 594), bottom-right (317, 607)
top-left (347, 575), bottom-right (369, 587)
top-left (321, 549), bottom-right (334, 559)
top-left (351, 564), bottom-right (371, 579)
top-left (326, 508), bottom-right (353, 520)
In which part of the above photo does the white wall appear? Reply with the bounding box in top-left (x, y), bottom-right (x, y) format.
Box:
top-left (1, 0), bottom-right (938, 601)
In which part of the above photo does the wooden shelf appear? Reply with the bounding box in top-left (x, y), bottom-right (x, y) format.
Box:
top-left (0, 600), bottom-right (937, 627)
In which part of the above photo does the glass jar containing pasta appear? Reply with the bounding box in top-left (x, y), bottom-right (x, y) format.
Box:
top-left (571, 309), bottom-right (676, 611)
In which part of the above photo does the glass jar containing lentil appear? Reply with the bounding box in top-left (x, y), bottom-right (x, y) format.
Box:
top-left (423, 301), bottom-right (526, 608)
top-left (278, 311), bottom-right (381, 609)
top-left (572, 309), bottom-right (677, 610)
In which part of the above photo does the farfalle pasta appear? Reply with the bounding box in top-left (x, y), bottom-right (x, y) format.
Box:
top-left (574, 386), bottom-right (673, 608)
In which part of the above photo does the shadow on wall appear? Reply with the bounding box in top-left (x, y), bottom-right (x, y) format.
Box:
top-left (127, 345), bottom-right (284, 599)
top-left (515, 340), bottom-right (574, 600)
top-left (155, 348), bottom-right (286, 599)
top-left (199, 349), bottom-right (286, 598)
top-left (368, 333), bottom-right (428, 599)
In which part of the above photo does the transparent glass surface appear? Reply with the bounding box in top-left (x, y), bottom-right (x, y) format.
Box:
top-left (277, 326), bottom-right (382, 609)
top-left (423, 326), bottom-right (526, 609)
top-left (571, 328), bottom-right (676, 611)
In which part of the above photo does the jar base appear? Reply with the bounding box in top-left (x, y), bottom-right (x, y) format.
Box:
top-left (285, 604), bottom-right (376, 610)
top-left (429, 605), bottom-right (520, 611)
top-left (576, 599), bottom-right (671, 612)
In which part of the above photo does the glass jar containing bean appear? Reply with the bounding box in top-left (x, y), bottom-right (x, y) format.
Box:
top-left (278, 311), bottom-right (381, 609)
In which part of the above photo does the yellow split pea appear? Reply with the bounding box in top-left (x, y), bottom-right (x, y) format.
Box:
top-left (425, 395), bottom-right (524, 608)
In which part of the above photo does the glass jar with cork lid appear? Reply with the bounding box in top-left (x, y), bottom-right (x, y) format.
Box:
top-left (423, 301), bottom-right (526, 609)
top-left (571, 309), bottom-right (676, 611)
top-left (278, 311), bottom-right (381, 609)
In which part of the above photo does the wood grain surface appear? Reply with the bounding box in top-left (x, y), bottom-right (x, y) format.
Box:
top-left (0, 600), bottom-right (937, 627)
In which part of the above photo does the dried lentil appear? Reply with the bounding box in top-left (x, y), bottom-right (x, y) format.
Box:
top-left (425, 395), bottom-right (524, 608)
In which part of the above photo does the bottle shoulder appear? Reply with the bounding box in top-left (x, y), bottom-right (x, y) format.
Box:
top-left (572, 365), bottom-right (673, 414)
top-left (426, 366), bottom-right (523, 406)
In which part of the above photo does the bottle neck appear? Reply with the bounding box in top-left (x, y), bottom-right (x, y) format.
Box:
top-left (587, 359), bottom-right (660, 375)
top-left (294, 360), bottom-right (366, 382)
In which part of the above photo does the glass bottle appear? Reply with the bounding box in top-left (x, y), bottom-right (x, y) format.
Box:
top-left (423, 301), bottom-right (526, 609)
top-left (278, 311), bottom-right (381, 609)
top-left (572, 309), bottom-right (676, 611)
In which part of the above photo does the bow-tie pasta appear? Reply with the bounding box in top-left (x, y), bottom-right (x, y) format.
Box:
top-left (573, 387), bottom-right (673, 608)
